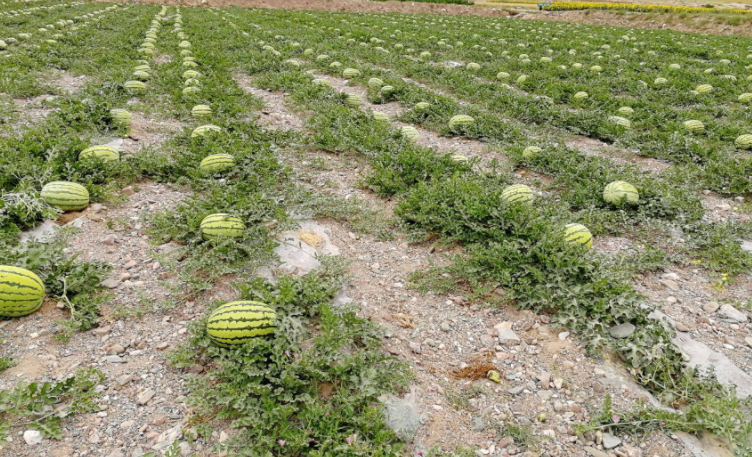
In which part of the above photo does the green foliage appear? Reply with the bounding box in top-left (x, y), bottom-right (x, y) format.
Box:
top-left (0, 232), bottom-right (110, 338)
top-left (0, 368), bottom-right (104, 444)
top-left (174, 262), bottom-right (410, 456)
top-left (582, 393), bottom-right (752, 455)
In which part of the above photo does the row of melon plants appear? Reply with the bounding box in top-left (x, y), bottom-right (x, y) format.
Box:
top-left (0, 5), bottom-right (164, 343)
top-left (207, 11), bottom-right (752, 453)
top-left (106, 8), bottom-right (415, 456)
top-left (246, 9), bottom-right (752, 195)
top-left (0, 3), bottom-right (132, 98)
top-left (0, 5), bottom-right (176, 442)
top-left (215, 10), bottom-right (752, 278)
top-left (305, 8), bottom-right (752, 119)
top-left (0, 1), bottom-right (94, 43)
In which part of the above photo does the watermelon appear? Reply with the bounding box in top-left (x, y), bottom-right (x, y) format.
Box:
top-left (696, 84), bottom-right (713, 93)
top-left (683, 120), bottom-right (704, 133)
top-left (79, 145), bottom-right (119, 162)
top-left (448, 115), bottom-right (474, 132)
top-left (563, 223), bottom-right (593, 249)
top-left (0, 266), bottom-right (45, 318)
top-left (200, 154), bottom-right (236, 173)
top-left (736, 134), bottom-right (752, 150)
top-left (342, 68), bottom-right (360, 78)
top-left (191, 105), bottom-right (212, 117)
top-left (368, 78), bottom-right (384, 89)
top-left (603, 181), bottom-right (639, 204)
top-left (110, 109), bottom-right (131, 127)
top-left (522, 146), bottom-right (542, 159)
top-left (344, 94), bottom-right (362, 107)
top-left (124, 80), bottom-right (146, 94)
top-left (41, 181), bottom-right (89, 211)
top-left (200, 214), bottom-right (245, 239)
top-left (207, 301), bottom-right (277, 347)
top-left (573, 91), bottom-right (589, 100)
top-left (372, 111), bottom-right (389, 122)
top-left (400, 126), bottom-right (419, 143)
top-left (191, 125), bottom-right (222, 138)
top-left (501, 184), bottom-right (534, 204)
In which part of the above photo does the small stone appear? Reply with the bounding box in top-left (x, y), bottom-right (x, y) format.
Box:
top-left (584, 447), bottom-right (609, 457)
top-left (719, 304), bottom-right (747, 323)
top-left (122, 186), bottom-right (135, 196)
top-left (100, 279), bottom-right (120, 289)
top-left (609, 323), bottom-right (636, 339)
top-left (94, 325), bottom-right (112, 336)
top-left (508, 386), bottom-right (524, 395)
top-left (156, 342), bottom-right (169, 350)
top-left (88, 428), bottom-right (101, 444)
top-left (662, 279), bottom-right (679, 290)
top-left (115, 375), bottom-right (133, 386)
top-left (553, 378), bottom-right (564, 389)
top-left (23, 430), bottom-right (43, 445)
top-left (498, 437), bottom-right (514, 449)
top-left (102, 234), bottom-right (117, 246)
top-left (408, 342), bottom-right (422, 354)
top-left (558, 331), bottom-right (570, 340)
top-left (108, 344), bottom-right (126, 355)
top-left (603, 433), bottom-right (622, 449)
top-left (703, 301), bottom-right (720, 314)
top-left (675, 323), bottom-right (690, 333)
top-left (103, 355), bottom-right (125, 363)
top-left (137, 389), bottom-right (156, 405)
top-left (745, 337), bottom-right (752, 348)
top-left (440, 322), bottom-right (451, 332)
top-left (185, 364), bottom-right (204, 374)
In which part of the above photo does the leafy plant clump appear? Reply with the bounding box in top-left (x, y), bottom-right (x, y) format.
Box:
top-left (172, 262), bottom-right (410, 456)
top-left (0, 368), bottom-right (104, 443)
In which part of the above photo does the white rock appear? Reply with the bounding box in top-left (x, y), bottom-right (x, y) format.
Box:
top-left (719, 304), bottom-right (747, 323)
top-left (23, 430), bottom-right (43, 445)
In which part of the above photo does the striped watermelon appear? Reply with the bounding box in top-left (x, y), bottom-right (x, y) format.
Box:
top-left (573, 92), bottom-right (588, 100)
top-left (739, 93), bottom-right (752, 104)
top-left (0, 266), bottom-right (45, 318)
top-left (683, 120), bottom-right (704, 133)
top-left (368, 77), bottom-right (384, 89)
top-left (183, 70), bottom-right (199, 79)
top-left (41, 181), bottom-right (89, 211)
top-left (466, 62), bottom-right (480, 71)
top-left (736, 134), bottom-right (752, 150)
top-left (654, 77), bottom-right (668, 86)
top-left (344, 94), bottom-right (362, 108)
top-left (449, 115), bottom-right (474, 132)
top-left (617, 107), bottom-right (634, 116)
top-left (178, 40), bottom-right (191, 48)
top-left (207, 301), bottom-right (276, 347)
top-left (372, 111), bottom-right (389, 123)
top-left (191, 105), bottom-right (212, 117)
top-left (132, 71), bottom-right (150, 81)
top-left (451, 154), bottom-right (469, 163)
top-left (414, 102), bottom-right (430, 112)
top-left (183, 61), bottom-right (197, 68)
top-left (191, 125), bottom-right (221, 138)
top-left (200, 214), bottom-right (245, 240)
top-left (608, 116), bottom-right (631, 129)
top-left (183, 86), bottom-right (200, 96)
top-left (400, 126), bottom-right (419, 144)
top-left (496, 72), bottom-right (510, 81)
top-left (696, 84), bottom-right (713, 93)
top-left (312, 78), bottom-right (330, 87)
top-left (200, 154), bottom-right (236, 173)
top-left (501, 184), bottom-right (534, 204)
top-left (379, 85), bottom-right (394, 96)
top-left (603, 181), bottom-right (639, 204)
top-left (342, 68), bottom-right (360, 79)
top-left (563, 223), bottom-right (593, 249)
top-left (124, 80), bottom-right (146, 94)
top-left (522, 146), bottom-right (542, 159)
top-left (79, 145), bottom-right (119, 162)
top-left (110, 109), bottom-right (131, 127)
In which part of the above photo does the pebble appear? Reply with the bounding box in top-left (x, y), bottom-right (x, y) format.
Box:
top-left (703, 301), bottom-right (720, 314)
top-left (23, 430), bottom-right (43, 446)
top-left (101, 279), bottom-right (120, 289)
top-left (603, 433), bottom-right (622, 449)
top-left (745, 337), bottom-right (752, 348)
top-left (609, 323), bottom-right (636, 339)
top-left (104, 355), bottom-right (125, 363)
top-left (408, 342), bottom-right (422, 354)
top-left (718, 304), bottom-right (747, 323)
top-left (116, 375), bottom-right (133, 386)
top-left (137, 389), bottom-right (156, 405)
top-left (122, 186), bottom-right (135, 196)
